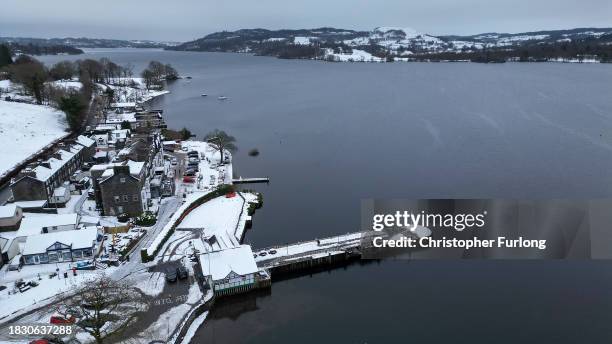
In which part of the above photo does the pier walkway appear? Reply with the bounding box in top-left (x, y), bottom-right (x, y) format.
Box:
top-left (232, 177), bottom-right (270, 184)
top-left (254, 232), bottom-right (369, 271)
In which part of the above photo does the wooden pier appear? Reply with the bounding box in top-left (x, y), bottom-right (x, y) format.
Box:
top-left (254, 232), bottom-right (369, 274)
top-left (232, 177), bottom-right (270, 184)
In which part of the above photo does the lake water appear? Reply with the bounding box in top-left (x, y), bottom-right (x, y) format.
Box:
top-left (40, 49), bottom-right (612, 343)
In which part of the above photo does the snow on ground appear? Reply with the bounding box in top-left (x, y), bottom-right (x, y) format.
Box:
top-left (49, 80), bottom-right (83, 91)
top-left (177, 192), bottom-right (257, 251)
top-left (100, 77), bottom-right (170, 104)
top-left (180, 311), bottom-right (208, 344)
top-left (293, 36), bottom-right (314, 45)
top-left (253, 232), bottom-right (363, 264)
top-left (0, 270), bottom-right (109, 321)
top-left (324, 48), bottom-right (383, 62)
top-left (141, 282), bottom-right (202, 342)
top-left (132, 271), bottom-right (166, 297)
top-left (0, 100), bottom-right (68, 177)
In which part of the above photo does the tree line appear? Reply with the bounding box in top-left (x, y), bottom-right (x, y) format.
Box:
top-left (1, 44), bottom-right (178, 133)
top-left (141, 61), bottom-right (178, 89)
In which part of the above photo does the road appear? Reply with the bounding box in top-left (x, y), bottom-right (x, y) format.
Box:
top-left (111, 196), bottom-right (181, 281)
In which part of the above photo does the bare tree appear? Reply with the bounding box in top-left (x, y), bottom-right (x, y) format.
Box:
top-left (9, 55), bottom-right (48, 104)
top-left (49, 60), bottom-right (76, 81)
top-left (55, 274), bottom-right (141, 344)
top-left (204, 129), bottom-right (237, 165)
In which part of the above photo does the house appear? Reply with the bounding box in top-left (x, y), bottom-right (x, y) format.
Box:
top-left (16, 213), bottom-right (79, 238)
top-left (0, 231), bottom-right (18, 267)
top-left (21, 227), bottom-right (100, 265)
top-left (135, 111), bottom-right (166, 131)
top-left (74, 135), bottom-right (96, 162)
top-left (109, 129), bottom-right (131, 149)
top-left (163, 140), bottom-right (180, 152)
top-left (11, 200), bottom-right (48, 214)
top-left (50, 185), bottom-right (71, 205)
top-left (10, 142), bottom-right (89, 203)
top-left (97, 162), bottom-right (147, 217)
top-left (0, 204), bottom-right (23, 230)
top-left (199, 245), bottom-right (260, 296)
top-left (110, 102), bottom-right (138, 113)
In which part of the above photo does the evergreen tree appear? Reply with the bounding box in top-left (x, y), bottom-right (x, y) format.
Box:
top-left (59, 95), bottom-right (87, 131)
top-left (0, 44), bottom-right (12, 68)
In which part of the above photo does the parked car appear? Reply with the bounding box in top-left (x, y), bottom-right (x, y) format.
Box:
top-left (165, 268), bottom-right (178, 282)
top-left (50, 313), bottom-right (76, 324)
top-left (171, 158), bottom-right (178, 165)
top-left (177, 266), bottom-right (188, 280)
top-left (184, 169), bottom-right (196, 177)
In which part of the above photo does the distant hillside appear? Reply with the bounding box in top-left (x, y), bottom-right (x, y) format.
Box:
top-left (167, 27), bottom-right (612, 63)
top-left (0, 40), bottom-right (83, 56)
top-left (0, 37), bottom-right (179, 50)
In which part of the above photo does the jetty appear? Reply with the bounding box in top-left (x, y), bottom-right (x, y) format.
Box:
top-left (254, 232), bottom-right (366, 273)
top-left (232, 177), bottom-right (270, 184)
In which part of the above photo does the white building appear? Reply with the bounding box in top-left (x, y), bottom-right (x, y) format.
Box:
top-left (0, 204), bottom-right (23, 230)
top-left (21, 227), bottom-right (100, 265)
top-left (199, 245), bottom-right (259, 296)
top-left (17, 213), bottom-right (79, 238)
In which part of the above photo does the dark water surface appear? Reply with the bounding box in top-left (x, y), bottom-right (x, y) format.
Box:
top-left (40, 49), bottom-right (612, 343)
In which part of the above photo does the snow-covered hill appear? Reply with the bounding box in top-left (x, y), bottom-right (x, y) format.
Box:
top-left (168, 26), bottom-right (612, 62)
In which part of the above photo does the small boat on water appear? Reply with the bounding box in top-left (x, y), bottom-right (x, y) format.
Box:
top-left (218, 96), bottom-right (229, 101)
top-left (201, 93), bottom-right (207, 97)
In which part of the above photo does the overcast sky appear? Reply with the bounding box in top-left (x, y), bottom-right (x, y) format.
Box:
top-left (1, 0), bottom-right (611, 41)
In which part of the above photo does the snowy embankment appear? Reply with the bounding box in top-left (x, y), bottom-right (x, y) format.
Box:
top-left (0, 100), bottom-right (68, 177)
top-left (145, 191), bottom-right (209, 258)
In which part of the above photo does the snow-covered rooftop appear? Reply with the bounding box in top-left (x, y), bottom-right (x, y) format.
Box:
top-left (0, 204), bottom-right (19, 218)
top-left (12, 200), bottom-right (48, 209)
top-left (76, 135), bottom-right (95, 148)
top-left (199, 245), bottom-right (258, 281)
top-left (110, 102), bottom-right (137, 108)
top-left (22, 227), bottom-right (98, 256)
top-left (91, 160), bottom-right (145, 177)
top-left (17, 213), bottom-right (79, 237)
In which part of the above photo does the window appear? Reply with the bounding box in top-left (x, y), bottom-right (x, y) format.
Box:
top-left (120, 177), bottom-right (126, 183)
top-left (48, 253), bottom-right (58, 263)
top-left (133, 194), bottom-right (139, 201)
top-left (123, 195), bottom-right (129, 202)
top-left (114, 196), bottom-right (120, 203)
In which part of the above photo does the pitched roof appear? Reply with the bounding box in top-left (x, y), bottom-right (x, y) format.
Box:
top-left (199, 245), bottom-right (259, 281)
top-left (26, 145), bottom-right (84, 183)
top-left (22, 227), bottom-right (98, 256)
top-left (76, 135), bottom-right (95, 148)
top-left (17, 213), bottom-right (79, 237)
top-left (0, 204), bottom-right (18, 218)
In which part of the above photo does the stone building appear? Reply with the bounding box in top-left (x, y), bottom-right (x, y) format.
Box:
top-left (11, 138), bottom-right (94, 204)
top-left (98, 163), bottom-right (147, 217)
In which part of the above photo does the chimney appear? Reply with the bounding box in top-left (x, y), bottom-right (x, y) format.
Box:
top-left (51, 152), bottom-right (62, 160)
top-left (17, 167), bottom-right (37, 179)
top-left (40, 161), bottom-right (51, 169)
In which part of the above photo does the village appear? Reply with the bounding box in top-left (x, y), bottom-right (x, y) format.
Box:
top-left (0, 69), bottom-right (380, 343)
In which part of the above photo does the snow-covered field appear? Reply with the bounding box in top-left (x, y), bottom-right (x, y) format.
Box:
top-left (0, 100), bottom-right (68, 177)
top-left (324, 48), bottom-right (383, 62)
